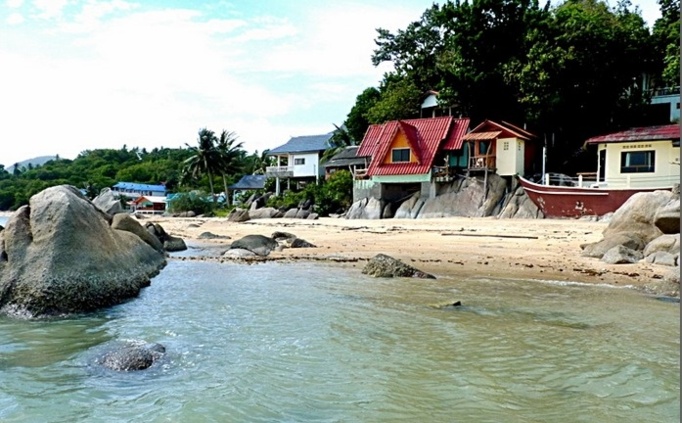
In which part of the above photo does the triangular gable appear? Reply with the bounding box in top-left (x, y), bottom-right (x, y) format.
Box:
top-left (397, 121), bottom-right (422, 164)
top-left (359, 116), bottom-right (469, 177)
top-left (468, 120), bottom-right (534, 140)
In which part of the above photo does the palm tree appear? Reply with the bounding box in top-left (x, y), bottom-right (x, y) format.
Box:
top-left (251, 149), bottom-right (274, 175)
top-left (183, 128), bottom-right (221, 200)
top-left (215, 130), bottom-right (244, 205)
top-left (321, 124), bottom-right (355, 164)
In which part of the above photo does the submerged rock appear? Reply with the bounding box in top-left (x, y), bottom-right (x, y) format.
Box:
top-left (99, 341), bottom-right (166, 371)
top-left (362, 254), bottom-right (435, 279)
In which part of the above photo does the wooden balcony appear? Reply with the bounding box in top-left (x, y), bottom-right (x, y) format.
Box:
top-left (353, 168), bottom-right (369, 180)
top-left (468, 155), bottom-right (496, 172)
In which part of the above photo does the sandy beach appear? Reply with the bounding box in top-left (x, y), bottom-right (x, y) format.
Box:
top-left (149, 215), bottom-right (679, 297)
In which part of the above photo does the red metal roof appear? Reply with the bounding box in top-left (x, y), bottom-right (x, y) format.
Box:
top-left (467, 120), bottom-right (535, 140)
top-left (585, 124), bottom-right (681, 144)
top-left (357, 116), bottom-right (470, 177)
top-left (441, 117), bottom-right (470, 150)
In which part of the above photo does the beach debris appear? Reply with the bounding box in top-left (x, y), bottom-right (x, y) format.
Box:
top-left (362, 253), bottom-right (435, 279)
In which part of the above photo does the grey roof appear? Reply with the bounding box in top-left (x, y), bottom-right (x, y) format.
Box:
top-left (267, 132), bottom-right (334, 155)
top-left (323, 146), bottom-right (368, 168)
top-left (228, 174), bottom-right (267, 190)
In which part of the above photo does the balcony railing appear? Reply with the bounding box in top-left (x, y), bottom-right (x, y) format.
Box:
top-left (468, 155), bottom-right (496, 170)
top-left (265, 165), bottom-right (294, 177)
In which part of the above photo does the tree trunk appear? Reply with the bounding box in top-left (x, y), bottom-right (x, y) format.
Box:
top-left (222, 173), bottom-right (230, 206)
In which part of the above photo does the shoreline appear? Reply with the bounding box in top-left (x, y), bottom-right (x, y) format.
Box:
top-left (150, 216), bottom-right (680, 298)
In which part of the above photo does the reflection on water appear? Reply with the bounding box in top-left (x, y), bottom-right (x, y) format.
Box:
top-left (0, 261), bottom-right (679, 422)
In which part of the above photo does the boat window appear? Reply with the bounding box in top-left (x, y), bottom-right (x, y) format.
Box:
top-left (620, 151), bottom-right (655, 173)
top-left (392, 148), bottom-right (411, 163)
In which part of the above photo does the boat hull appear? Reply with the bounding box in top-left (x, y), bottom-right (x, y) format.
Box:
top-left (517, 176), bottom-right (669, 218)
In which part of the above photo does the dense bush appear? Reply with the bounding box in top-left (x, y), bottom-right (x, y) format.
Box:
top-left (265, 170), bottom-right (353, 216)
top-left (167, 191), bottom-right (216, 215)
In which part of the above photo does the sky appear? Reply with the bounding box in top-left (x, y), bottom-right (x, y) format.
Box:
top-left (0, 0), bottom-right (664, 168)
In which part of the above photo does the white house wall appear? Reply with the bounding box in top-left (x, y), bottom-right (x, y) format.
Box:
top-left (496, 137), bottom-right (523, 176)
top-left (599, 140), bottom-right (680, 188)
top-left (291, 153), bottom-right (322, 178)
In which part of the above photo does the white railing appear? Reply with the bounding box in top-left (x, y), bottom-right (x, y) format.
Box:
top-left (265, 165), bottom-right (294, 173)
top-left (543, 173), bottom-right (598, 188)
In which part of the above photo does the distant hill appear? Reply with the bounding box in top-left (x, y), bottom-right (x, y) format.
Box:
top-left (5, 156), bottom-right (58, 173)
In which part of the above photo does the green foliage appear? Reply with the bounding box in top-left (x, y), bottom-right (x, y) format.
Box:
top-left (348, 0), bottom-right (667, 172)
top-left (167, 191), bottom-right (215, 215)
top-left (652, 0), bottom-right (681, 86)
top-left (265, 170), bottom-right (353, 217)
top-left (366, 78), bottom-right (424, 124)
top-left (344, 87), bottom-right (381, 142)
top-left (0, 140), bottom-right (259, 211)
top-left (314, 170), bottom-right (353, 216)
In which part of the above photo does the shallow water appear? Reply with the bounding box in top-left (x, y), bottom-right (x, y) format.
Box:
top-left (0, 260), bottom-right (679, 422)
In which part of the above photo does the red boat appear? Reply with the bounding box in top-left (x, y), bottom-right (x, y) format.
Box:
top-left (517, 175), bottom-right (668, 218)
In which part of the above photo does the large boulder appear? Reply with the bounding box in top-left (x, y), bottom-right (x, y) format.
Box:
top-left (581, 190), bottom-right (673, 258)
top-left (92, 188), bottom-right (124, 216)
top-left (362, 254), bottom-right (435, 279)
top-left (248, 207), bottom-right (282, 219)
top-left (145, 222), bottom-right (187, 252)
top-left (498, 185), bottom-right (544, 219)
top-left (0, 185), bottom-right (166, 317)
top-left (346, 197), bottom-right (384, 219)
top-left (654, 196), bottom-right (680, 234)
top-left (229, 234), bottom-right (279, 256)
top-left (227, 208), bottom-right (250, 222)
top-left (111, 214), bottom-right (164, 253)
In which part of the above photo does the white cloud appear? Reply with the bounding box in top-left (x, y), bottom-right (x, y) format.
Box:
top-left (31, 0), bottom-right (70, 19)
top-left (6, 0), bottom-right (24, 8)
top-left (5, 12), bottom-right (24, 24)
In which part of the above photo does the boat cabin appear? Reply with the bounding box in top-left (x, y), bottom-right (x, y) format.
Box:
top-left (584, 124), bottom-right (680, 189)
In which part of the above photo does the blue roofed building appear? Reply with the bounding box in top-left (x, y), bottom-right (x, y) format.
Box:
top-left (266, 131), bottom-right (333, 195)
top-left (112, 182), bottom-right (167, 199)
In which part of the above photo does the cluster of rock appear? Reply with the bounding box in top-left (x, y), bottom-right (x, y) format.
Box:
top-left (0, 185), bottom-right (185, 318)
top-left (581, 186), bottom-right (680, 286)
top-left (346, 174), bottom-right (542, 220)
top-left (362, 254), bottom-right (435, 279)
top-left (223, 231), bottom-right (316, 258)
top-left (227, 193), bottom-right (320, 222)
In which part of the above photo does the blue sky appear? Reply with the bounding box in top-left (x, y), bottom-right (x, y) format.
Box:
top-left (0, 0), bottom-right (663, 167)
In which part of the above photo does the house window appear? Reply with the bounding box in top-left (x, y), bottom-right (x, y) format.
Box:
top-left (503, 141), bottom-right (509, 151)
top-left (621, 150), bottom-right (655, 173)
top-left (392, 148), bottom-right (411, 162)
top-left (294, 158), bottom-right (305, 165)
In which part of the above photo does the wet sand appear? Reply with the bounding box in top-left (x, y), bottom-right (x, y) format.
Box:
top-left (150, 215), bottom-right (680, 297)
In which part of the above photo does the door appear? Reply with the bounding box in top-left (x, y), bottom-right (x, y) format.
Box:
top-left (598, 149), bottom-right (606, 183)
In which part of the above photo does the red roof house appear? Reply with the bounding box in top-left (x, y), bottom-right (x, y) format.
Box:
top-left (357, 116), bottom-right (470, 178)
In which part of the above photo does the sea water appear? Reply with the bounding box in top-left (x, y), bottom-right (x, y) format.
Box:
top-left (0, 259), bottom-right (678, 422)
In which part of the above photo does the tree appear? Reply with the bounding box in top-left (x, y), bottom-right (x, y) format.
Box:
top-left (652, 0), bottom-right (681, 87)
top-left (344, 87), bottom-right (381, 142)
top-left (215, 130), bottom-right (244, 205)
top-left (321, 124), bottom-right (356, 164)
top-left (183, 128), bottom-right (222, 200)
